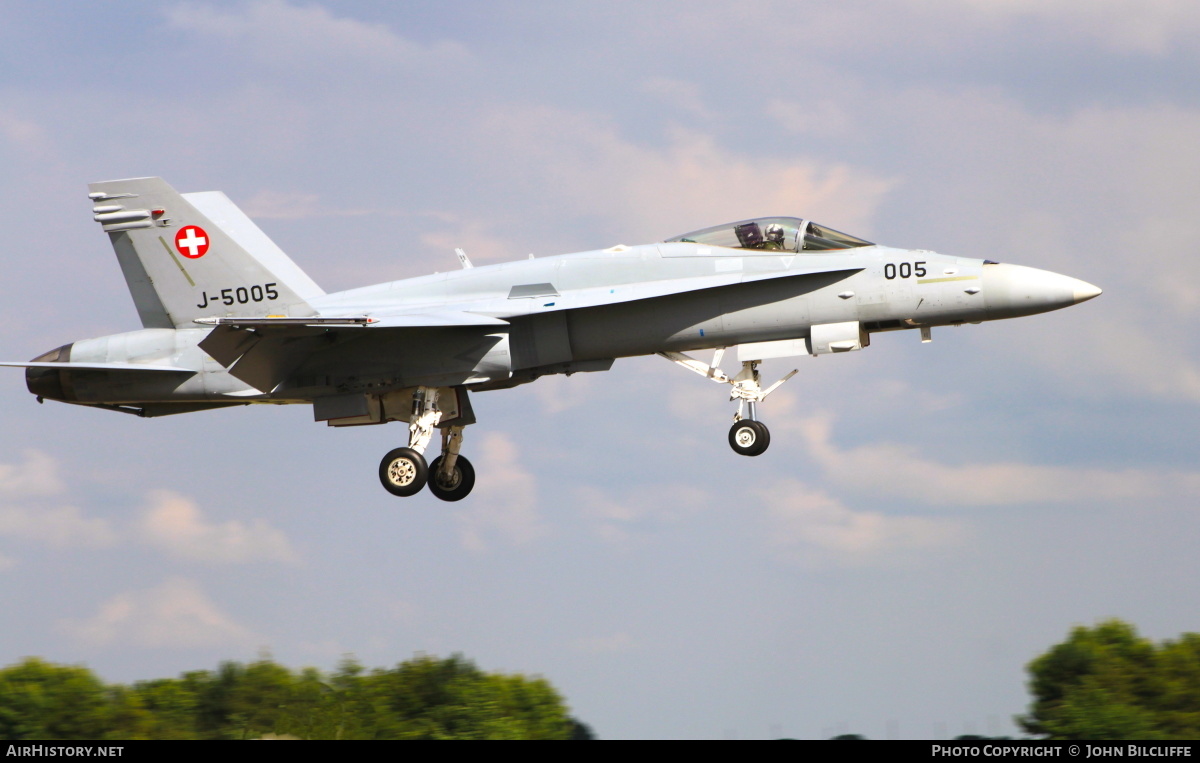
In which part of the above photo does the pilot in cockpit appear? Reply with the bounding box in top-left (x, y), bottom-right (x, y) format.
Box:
top-left (733, 220), bottom-right (788, 251)
top-left (763, 223), bottom-right (786, 250)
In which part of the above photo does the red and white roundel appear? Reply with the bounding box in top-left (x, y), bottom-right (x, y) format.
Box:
top-left (174, 225), bottom-right (210, 259)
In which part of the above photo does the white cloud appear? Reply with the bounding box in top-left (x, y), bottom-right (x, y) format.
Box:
top-left (0, 112), bottom-right (51, 155)
top-left (531, 372), bottom-right (601, 415)
top-left (641, 77), bottom-right (712, 119)
top-left (163, 0), bottom-right (469, 68)
top-left (0, 504), bottom-right (117, 549)
top-left (0, 451), bottom-right (117, 549)
top-left (0, 453), bottom-right (296, 560)
top-left (419, 214), bottom-right (521, 265)
top-left (0, 450), bottom-right (64, 498)
top-left (795, 415), bottom-right (1200, 506)
top-left (948, 0), bottom-right (1200, 56)
top-left (760, 479), bottom-right (965, 562)
top-left (766, 99), bottom-right (854, 138)
top-left (61, 578), bottom-right (260, 649)
top-left (734, 1), bottom-right (1200, 58)
top-left (137, 489), bottom-right (298, 564)
top-left (575, 486), bottom-right (642, 545)
top-left (575, 483), bottom-right (712, 545)
top-left (1062, 317), bottom-right (1200, 404)
top-left (241, 190), bottom-right (377, 220)
top-left (240, 190), bottom-right (322, 220)
top-left (454, 433), bottom-right (548, 550)
top-left (475, 107), bottom-right (896, 244)
top-left (429, 107), bottom-right (893, 263)
top-left (835, 84), bottom-right (1200, 404)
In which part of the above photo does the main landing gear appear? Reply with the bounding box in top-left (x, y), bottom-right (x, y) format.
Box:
top-left (378, 387), bottom-right (476, 501)
top-left (659, 349), bottom-right (797, 457)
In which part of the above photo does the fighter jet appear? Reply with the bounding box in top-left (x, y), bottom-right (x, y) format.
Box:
top-left (2, 177), bottom-right (1101, 501)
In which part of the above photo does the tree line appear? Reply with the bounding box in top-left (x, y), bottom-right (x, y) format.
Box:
top-left (4, 618), bottom-right (1197, 740)
top-left (832, 619), bottom-right (1200, 740)
top-left (1019, 619), bottom-right (1200, 740)
top-left (0, 653), bottom-right (592, 740)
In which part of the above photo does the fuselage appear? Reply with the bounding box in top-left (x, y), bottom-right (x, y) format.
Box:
top-left (8, 180), bottom-right (1104, 499)
top-left (24, 240), bottom-right (1100, 410)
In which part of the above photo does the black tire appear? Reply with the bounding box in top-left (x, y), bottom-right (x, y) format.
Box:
top-left (728, 420), bottom-right (770, 457)
top-left (379, 447), bottom-right (429, 496)
top-left (427, 455), bottom-right (476, 502)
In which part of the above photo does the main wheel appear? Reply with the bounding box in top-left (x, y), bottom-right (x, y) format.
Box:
top-left (728, 420), bottom-right (770, 457)
top-left (428, 455), bottom-right (476, 502)
top-left (379, 447), bottom-right (429, 496)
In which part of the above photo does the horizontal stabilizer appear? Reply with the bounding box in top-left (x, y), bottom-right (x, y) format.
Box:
top-left (0, 361), bottom-right (196, 374)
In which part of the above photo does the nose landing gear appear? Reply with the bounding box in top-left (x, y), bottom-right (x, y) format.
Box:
top-left (659, 349), bottom-right (796, 457)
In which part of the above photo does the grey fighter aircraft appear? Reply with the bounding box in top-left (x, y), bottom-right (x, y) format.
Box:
top-left (3, 178), bottom-right (1101, 501)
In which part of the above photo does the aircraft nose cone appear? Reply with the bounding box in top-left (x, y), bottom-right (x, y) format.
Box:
top-left (982, 263), bottom-right (1102, 320)
top-left (1072, 280), bottom-right (1102, 304)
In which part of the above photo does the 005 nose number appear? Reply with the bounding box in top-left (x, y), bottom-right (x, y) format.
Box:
top-left (884, 262), bottom-right (927, 279)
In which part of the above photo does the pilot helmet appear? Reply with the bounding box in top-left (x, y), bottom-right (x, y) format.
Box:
top-left (764, 223), bottom-right (784, 242)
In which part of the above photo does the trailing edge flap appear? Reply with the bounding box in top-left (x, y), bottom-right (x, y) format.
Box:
top-left (226, 334), bottom-right (315, 394)
top-left (197, 325), bottom-right (314, 393)
top-left (198, 310), bottom-right (511, 390)
top-left (491, 264), bottom-right (864, 316)
top-left (198, 325), bottom-right (265, 367)
top-left (0, 361), bottom-right (196, 374)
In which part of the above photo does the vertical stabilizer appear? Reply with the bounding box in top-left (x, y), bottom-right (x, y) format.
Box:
top-left (88, 177), bottom-right (324, 328)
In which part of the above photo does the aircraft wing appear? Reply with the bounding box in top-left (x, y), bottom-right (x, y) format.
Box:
top-left (197, 263), bottom-right (861, 393)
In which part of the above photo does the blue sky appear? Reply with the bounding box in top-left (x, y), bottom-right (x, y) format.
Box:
top-left (1, 0), bottom-right (1198, 739)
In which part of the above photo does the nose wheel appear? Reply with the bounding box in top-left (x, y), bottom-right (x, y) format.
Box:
top-left (659, 350), bottom-right (795, 458)
top-left (729, 420), bottom-right (770, 456)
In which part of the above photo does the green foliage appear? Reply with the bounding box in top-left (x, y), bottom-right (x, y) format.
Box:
top-left (0, 658), bottom-right (110, 740)
top-left (0, 654), bottom-right (582, 740)
top-left (362, 654), bottom-right (574, 739)
top-left (1020, 619), bottom-right (1200, 740)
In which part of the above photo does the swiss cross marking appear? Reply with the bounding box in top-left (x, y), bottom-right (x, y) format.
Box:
top-left (175, 226), bottom-right (210, 259)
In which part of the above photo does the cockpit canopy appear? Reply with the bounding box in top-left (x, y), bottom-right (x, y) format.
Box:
top-left (665, 216), bottom-right (872, 253)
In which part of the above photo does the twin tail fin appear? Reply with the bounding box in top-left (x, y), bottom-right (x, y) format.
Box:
top-left (88, 177), bottom-right (324, 329)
